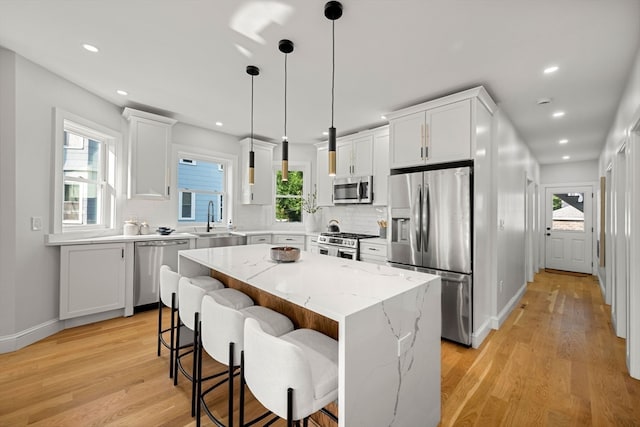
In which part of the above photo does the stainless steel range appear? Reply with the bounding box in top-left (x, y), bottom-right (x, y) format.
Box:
top-left (317, 232), bottom-right (378, 260)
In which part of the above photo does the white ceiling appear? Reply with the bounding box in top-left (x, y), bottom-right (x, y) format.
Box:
top-left (1, 0), bottom-right (638, 165)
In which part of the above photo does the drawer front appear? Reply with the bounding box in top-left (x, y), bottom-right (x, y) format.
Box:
top-left (360, 242), bottom-right (387, 258)
top-left (273, 234), bottom-right (305, 245)
top-left (248, 234), bottom-right (271, 244)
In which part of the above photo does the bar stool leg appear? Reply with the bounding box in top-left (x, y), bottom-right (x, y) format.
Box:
top-left (287, 387), bottom-right (293, 427)
top-left (157, 300), bottom-right (163, 357)
top-left (239, 351), bottom-right (245, 427)
top-left (191, 312), bottom-right (200, 417)
top-left (169, 292), bottom-right (176, 378)
top-left (228, 342), bottom-right (235, 427)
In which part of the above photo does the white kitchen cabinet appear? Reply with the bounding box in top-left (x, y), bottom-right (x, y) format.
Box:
top-left (389, 99), bottom-right (471, 168)
top-left (359, 239), bottom-right (387, 265)
top-left (248, 234), bottom-right (271, 245)
top-left (272, 234), bottom-right (305, 250)
top-left (372, 127), bottom-right (390, 206)
top-left (336, 134), bottom-right (373, 177)
top-left (122, 108), bottom-right (177, 200)
top-left (60, 243), bottom-right (126, 319)
top-left (306, 235), bottom-right (319, 254)
top-left (315, 144), bottom-right (334, 206)
top-left (240, 138), bottom-right (275, 205)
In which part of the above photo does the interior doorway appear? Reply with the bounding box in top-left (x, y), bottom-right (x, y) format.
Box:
top-left (544, 185), bottom-right (593, 274)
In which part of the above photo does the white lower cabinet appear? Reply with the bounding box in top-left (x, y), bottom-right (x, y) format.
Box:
top-left (359, 240), bottom-right (388, 265)
top-left (306, 235), bottom-right (318, 254)
top-left (248, 234), bottom-right (271, 245)
top-left (272, 234), bottom-right (305, 250)
top-left (60, 243), bottom-right (126, 320)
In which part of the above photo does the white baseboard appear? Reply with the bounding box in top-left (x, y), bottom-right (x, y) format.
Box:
top-left (597, 272), bottom-right (606, 300)
top-left (472, 282), bottom-right (527, 349)
top-left (472, 318), bottom-right (492, 348)
top-left (0, 319), bottom-right (63, 354)
top-left (0, 309), bottom-right (125, 354)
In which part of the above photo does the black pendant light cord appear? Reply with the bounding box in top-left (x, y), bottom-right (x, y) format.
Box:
top-left (251, 74), bottom-right (254, 151)
top-left (331, 19), bottom-right (335, 128)
top-left (284, 53), bottom-right (288, 138)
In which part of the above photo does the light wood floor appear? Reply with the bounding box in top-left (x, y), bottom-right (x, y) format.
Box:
top-left (1, 271), bottom-right (639, 426)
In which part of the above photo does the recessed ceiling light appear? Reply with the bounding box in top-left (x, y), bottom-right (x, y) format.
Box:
top-left (380, 115), bottom-right (387, 120)
top-left (322, 131), bottom-right (329, 136)
top-left (559, 139), bottom-right (568, 144)
top-left (116, 89), bottom-right (128, 96)
top-left (82, 43), bottom-right (99, 53)
top-left (544, 65), bottom-right (559, 74)
top-left (552, 111), bottom-right (565, 118)
top-left (562, 155), bottom-right (570, 160)
top-left (215, 122), bottom-right (223, 127)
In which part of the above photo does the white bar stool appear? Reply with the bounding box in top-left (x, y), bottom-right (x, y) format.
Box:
top-left (175, 276), bottom-right (253, 417)
top-left (243, 318), bottom-right (339, 427)
top-left (197, 294), bottom-right (295, 427)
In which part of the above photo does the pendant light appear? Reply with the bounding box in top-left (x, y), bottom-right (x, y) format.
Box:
top-left (325, 1), bottom-right (342, 176)
top-left (279, 39), bottom-right (294, 182)
top-left (246, 65), bottom-right (259, 186)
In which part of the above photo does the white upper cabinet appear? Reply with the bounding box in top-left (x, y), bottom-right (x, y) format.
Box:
top-left (390, 99), bottom-right (471, 168)
top-left (372, 127), bottom-right (390, 206)
top-left (123, 108), bottom-right (177, 200)
top-left (316, 144), bottom-right (334, 206)
top-left (336, 134), bottom-right (373, 177)
top-left (240, 138), bottom-right (275, 205)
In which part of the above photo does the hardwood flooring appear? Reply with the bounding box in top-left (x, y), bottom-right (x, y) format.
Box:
top-left (1, 271), bottom-right (638, 426)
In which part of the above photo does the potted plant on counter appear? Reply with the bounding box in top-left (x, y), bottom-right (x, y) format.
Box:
top-left (302, 186), bottom-right (322, 232)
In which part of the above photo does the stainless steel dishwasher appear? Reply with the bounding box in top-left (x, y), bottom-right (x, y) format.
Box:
top-left (134, 239), bottom-right (190, 307)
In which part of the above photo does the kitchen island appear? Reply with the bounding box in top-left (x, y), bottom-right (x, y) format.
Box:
top-left (178, 245), bottom-right (441, 427)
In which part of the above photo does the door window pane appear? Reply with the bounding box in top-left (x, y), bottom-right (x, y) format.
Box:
top-left (551, 192), bottom-right (584, 231)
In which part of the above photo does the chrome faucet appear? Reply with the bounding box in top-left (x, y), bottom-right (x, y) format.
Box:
top-left (207, 200), bottom-right (214, 232)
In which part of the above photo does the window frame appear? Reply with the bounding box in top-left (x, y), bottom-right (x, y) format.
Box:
top-left (272, 161), bottom-right (310, 226)
top-left (173, 146), bottom-right (236, 227)
top-left (52, 108), bottom-right (121, 236)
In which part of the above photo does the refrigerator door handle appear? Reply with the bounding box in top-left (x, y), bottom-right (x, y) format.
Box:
top-left (413, 184), bottom-right (422, 252)
top-left (423, 184), bottom-right (430, 252)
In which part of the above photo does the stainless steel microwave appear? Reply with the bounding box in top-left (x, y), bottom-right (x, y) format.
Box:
top-left (333, 176), bottom-right (373, 204)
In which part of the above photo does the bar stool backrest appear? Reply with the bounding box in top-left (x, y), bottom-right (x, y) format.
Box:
top-left (201, 294), bottom-right (246, 363)
top-left (244, 318), bottom-right (315, 420)
top-left (159, 265), bottom-right (180, 308)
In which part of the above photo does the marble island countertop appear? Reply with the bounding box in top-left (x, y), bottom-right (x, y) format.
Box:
top-left (178, 244), bottom-right (442, 426)
top-left (179, 244), bottom-right (437, 322)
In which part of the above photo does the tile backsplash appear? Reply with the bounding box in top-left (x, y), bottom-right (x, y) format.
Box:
top-left (319, 205), bottom-right (387, 235)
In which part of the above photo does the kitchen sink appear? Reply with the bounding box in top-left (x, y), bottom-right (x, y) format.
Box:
top-left (195, 233), bottom-right (246, 248)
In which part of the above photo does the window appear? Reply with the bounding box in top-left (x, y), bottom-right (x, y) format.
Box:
top-left (177, 156), bottom-right (228, 224)
top-left (551, 192), bottom-right (585, 231)
top-left (53, 109), bottom-right (119, 234)
top-left (179, 191), bottom-right (195, 220)
top-left (275, 170), bottom-right (303, 223)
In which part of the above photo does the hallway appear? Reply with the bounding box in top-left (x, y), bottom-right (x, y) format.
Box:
top-left (441, 271), bottom-right (640, 426)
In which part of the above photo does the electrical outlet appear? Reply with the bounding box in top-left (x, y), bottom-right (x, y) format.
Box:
top-left (397, 332), bottom-right (412, 356)
top-left (31, 216), bottom-right (42, 231)
top-left (499, 280), bottom-right (504, 293)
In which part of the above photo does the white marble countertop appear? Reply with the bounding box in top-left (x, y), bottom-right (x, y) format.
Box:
top-left (45, 232), bottom-right (199, 246)
top-left (179, 244), bottom-right (437, 321)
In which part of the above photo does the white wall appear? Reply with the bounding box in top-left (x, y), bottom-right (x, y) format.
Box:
top-left (493, 108), bottom-right (540, 326)
top-left (0, 48), bottom-right (17, 338)
top-left (540, 160), bottom-right (599, 184)
top-left (0, 50), bottom-right (274, 351)
top-left (598, 45), bottom-right (640, 379)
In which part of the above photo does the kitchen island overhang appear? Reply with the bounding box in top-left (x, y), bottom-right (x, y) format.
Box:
top-left (178, 245), bottom-right (441, 427)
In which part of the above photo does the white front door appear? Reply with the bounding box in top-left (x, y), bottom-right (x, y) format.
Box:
top-left (545, 186), bottom-right (593, 274)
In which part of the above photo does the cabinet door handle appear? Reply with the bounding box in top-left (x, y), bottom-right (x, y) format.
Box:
top-left (121, 248), bottom-right (124, 258)
top-left (368, 247), bottom-right (378, 251)
top-left (421, 124), bottom-right (425, 158)
top-left (424, 124), bottom-right (429, 159)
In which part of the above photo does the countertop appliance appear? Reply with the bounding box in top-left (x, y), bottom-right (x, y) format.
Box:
top-left (134, 239), bottom-right (190, 308)
top-left (333, 175), bottom-right (373, 204)
top-left (317, 232), bottom-right (378, 260)
top-left (387, 165), bottom-right (473, 346)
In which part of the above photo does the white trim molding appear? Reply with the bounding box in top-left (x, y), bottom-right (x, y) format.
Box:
top-left (0, 319), bottom-right (62, 354)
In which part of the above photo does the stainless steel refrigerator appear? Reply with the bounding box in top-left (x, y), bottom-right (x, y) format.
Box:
top-left (388, 166), bottom-right (472, 346)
